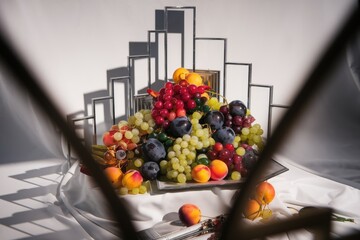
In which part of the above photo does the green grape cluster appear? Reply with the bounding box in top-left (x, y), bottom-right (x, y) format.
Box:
top-left (119, 184), bottom-right (148, 195)
top-left (206, 96), bottom-right (222, 111)
top-left (160, 134), bottom-right (196, 183)
top-left (127, 109), bottom-right (156, 136)
top-left (158, 112), bottom-right (216, 183)
top-left (189, 112), bottom-right (215, 150)
top-left (239, 123), bottom-right (264, 150)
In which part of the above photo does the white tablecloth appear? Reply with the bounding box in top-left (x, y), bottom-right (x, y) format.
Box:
top-left (58, 155), bottom-right (360, 239)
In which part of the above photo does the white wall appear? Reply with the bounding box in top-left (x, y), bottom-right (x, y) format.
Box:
top-left (0, 0), bottom-right (356, 136)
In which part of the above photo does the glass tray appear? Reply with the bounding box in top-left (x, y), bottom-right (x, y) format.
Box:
top-left (154, 159), bottom-right (288, 192)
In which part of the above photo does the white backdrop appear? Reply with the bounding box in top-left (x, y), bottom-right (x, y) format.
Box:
top-left (0, 0), bottom-right (356, 137)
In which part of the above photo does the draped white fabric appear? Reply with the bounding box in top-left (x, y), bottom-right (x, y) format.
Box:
top-left (58, 156), bottom-right (360, 239)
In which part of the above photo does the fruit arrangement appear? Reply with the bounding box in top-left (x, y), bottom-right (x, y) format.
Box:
top-left (80, 67), bottom-right (265, 195)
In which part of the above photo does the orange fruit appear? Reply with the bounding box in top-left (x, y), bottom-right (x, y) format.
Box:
top-left (244, 199), bottom-right (261, 220)
top-left (104, 167), bottom-right (123, 187)
top-left (254, 181), bottom-right (275, 205)
top-left (185, 72), bottom-right (203, 86)
top-left (173, 67), bottom-right (189, 83)
top-left (178, 204), bottom-right (202, 226)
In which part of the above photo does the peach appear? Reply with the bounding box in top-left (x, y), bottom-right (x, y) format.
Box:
top-left (209, 160), bottom-right (228, 181)
top-left (244, 199), bottom-right (261, 220)
top-left (178, 204), bottom-right (201, 226)
top-left (121, 169), bottom-right (143, 190)
top-left (102, 130), bottom-right (117, 147)
top-left (191, 164), bottom-right (211, 183)
top-left (103, 167), bottom-right (123, 187)
top-left (254, 181), bottom-right (275, 205)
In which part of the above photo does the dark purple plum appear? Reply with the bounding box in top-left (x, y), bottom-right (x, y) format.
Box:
top-left (141, 161), bottom-right (160, 180)
top-left (242, 150), bottom-right (258, 171)
top-left (167, 116), bottom-right (192, 137)
top-left (141, 138), bottom-right (166, 163)
top-left (200, 110), bottom-right (224, 130)
top-left (229, 100), bottom-right (247, 117)
top-left (212, 127), bottom-right (235, 145)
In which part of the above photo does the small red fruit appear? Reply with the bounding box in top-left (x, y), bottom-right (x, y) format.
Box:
top-left (175, 100), bottom-right (184, 110)
top-left (186, 99), bottom-right (197, 110)
top-left (179, 80), bottom-right (188, 87)
top-left (173, 84), bottom-right (181, 93)
top-left (163, 101), bottom-right (173, 110)
top-left (188, 84), bottom-right (198, 95)
top-left (103, 131), bottom-right (117, 147)
top-left (213, 142), bottom-right (224, 152)
top-left (181, 93), bottom-right (191, 102)
top-left (154, 101), bottom-right (163, 109)
top-left (176, 108), bottom-right (186, 117)
top-left (165, 82), bottom-right (173, 89)
top-left (159, 108), bottom-right (169, 118)
top-left (155, 115), bottom-right (165, 125)
top-left (168, 111), bottom-right (177, 121)
top-left (224, 143), bottom-right (235, 152)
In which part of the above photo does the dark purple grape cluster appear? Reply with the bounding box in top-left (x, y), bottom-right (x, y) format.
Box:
top-left (219, 100), bottom-right (255, 134)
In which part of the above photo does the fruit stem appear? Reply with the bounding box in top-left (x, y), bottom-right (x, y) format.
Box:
top-left (206, 90), bottom-right (228, 105)
top-left (331, 214), bottom-right (355, 223)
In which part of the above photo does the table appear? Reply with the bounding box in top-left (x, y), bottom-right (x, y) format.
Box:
top-left (1, 155), bottom-right (360, 239)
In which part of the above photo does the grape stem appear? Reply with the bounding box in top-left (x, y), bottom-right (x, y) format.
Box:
top-left (297, 206), bottom-right (355, 223)
top-left (206, 90), bottom-right (228, 105)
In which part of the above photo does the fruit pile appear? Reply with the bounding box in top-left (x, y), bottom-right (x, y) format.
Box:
top-left (80, 67), bottom-right (265, 195)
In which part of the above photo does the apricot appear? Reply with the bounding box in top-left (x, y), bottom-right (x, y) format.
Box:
top-left (244, 199), bottom-right (261, 220)
top-left (103, 167), bottom-right (123, 187)
top-left (209, 160), bottom-right (228, 181)
top-left (121, 169), bottom-right (143, 190)
top-left (178, 204), bottom-right (201, 226)
top-left (191, 164), bottom-right (211, 183)
top-left (254, 181), bottom-right (275, 205)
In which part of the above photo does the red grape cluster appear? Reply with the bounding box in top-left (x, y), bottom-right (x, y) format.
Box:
top-left (219, 102), bottom-right (255, 135)
top-left (207, 142), bottom-right (238, 166)
top-left (207, 142), bottom-right (256, 177)
top-left (151, 81), bottom-right (210, 129)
